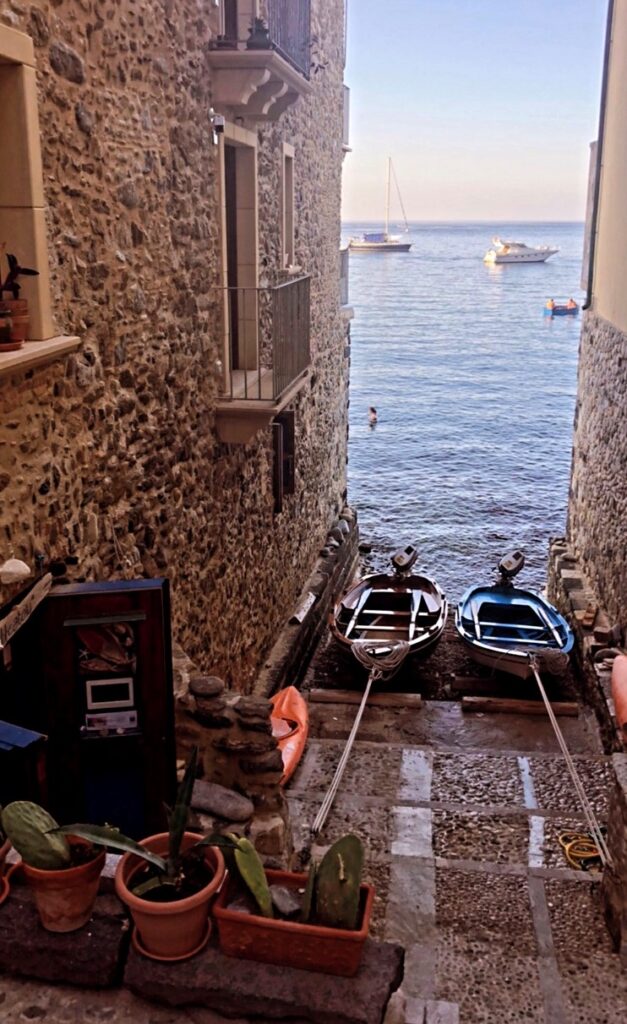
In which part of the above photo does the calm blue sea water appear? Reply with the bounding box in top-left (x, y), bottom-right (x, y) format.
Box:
top-left (342, 221), bottom-right (584, 601)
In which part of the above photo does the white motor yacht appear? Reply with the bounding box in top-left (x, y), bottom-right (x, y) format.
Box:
top-left (483, 237), bottom-right (559, 264)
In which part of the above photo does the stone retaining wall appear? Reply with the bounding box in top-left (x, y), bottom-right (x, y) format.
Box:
top-left (603, 753), bottom-right (627, 960)
top-left (567, 310), bottom-right (627, 634)
top-left (547, 537), bottom-right (625, 751)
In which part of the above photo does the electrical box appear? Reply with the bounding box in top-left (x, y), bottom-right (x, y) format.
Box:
top-left (0, 578), bottom-right (176, 838)
top-left (0, 720), bottom-right (47, 806)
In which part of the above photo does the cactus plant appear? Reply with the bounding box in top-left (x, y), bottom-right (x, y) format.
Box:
top-left (1, 802), bottom-right (72, 870)
top-left (313, 834), bottom-right (364, 930)
top-left (230, 835), bottom-right (273, 918)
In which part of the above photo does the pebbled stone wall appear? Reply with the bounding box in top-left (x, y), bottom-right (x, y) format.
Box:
top-left (566, 310), bottom-right (627, 634)
top-left (0, 1), bottom-right (349, 690)
top-left (603, 753), bottom-right (627, 959)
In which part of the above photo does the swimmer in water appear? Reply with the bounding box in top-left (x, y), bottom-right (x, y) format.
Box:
top-left (368, 406), bottom-right (378, 426)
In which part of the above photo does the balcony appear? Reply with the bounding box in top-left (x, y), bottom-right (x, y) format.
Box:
top-left (215, 275), bottom-right (311, 443)
top-left (208, 0), bottom-right (312, 122)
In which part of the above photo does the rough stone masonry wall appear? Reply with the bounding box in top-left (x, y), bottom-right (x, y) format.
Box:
top-left (0, 0), bottom-right (349, 690)
top-left (603, 753), bottom-right (627, 960)
top-left (567, 310), bottom-right (627, 633)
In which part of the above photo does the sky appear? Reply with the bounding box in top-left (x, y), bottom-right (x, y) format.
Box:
top-left (342, 0), bottom-right (609, 222)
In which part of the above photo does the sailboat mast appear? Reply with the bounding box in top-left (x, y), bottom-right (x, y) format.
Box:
top-left (385, 157), bottom-right (391, 238)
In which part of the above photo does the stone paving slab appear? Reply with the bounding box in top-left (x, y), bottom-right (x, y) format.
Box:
top-left (124, 938), bottom-right (404, 1024)
top-left (0, 886), bottom-right (129, 989)
top-left (307, 700), bottom-right (603, 755)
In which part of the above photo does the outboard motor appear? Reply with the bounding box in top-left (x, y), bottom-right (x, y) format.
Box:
top-left (497, 549), bottom-right (525, 584)
top-left (391, 544), bottom-right (419, 575)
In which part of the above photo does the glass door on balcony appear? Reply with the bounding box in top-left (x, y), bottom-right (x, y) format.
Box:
top-left (224, 143), bottom-right (240, 370)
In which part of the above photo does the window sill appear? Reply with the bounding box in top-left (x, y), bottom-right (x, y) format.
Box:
top-left (0, 336), bottom-right (81, 380)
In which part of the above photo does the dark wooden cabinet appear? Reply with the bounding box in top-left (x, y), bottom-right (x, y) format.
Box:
top-left (0, 578), bottom-right (176, 838)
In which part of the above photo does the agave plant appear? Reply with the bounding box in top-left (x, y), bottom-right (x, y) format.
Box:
top-left (51, 747), bottom-right (237, 897)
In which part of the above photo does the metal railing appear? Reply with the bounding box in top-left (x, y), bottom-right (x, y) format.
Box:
top-left (215, 1), bottom-right (311, 78)
top-left (340, 247), bottom-right (349, 306)
top-left (220, 275), bottom-right (310, 401)
top-left (267, 0), bottom-right (311, 78)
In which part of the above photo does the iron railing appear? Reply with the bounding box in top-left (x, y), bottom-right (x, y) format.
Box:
top-left (217, 1), bottom-right (311, 78)
top-left (340, 247), bottom-right (349, 306)
top-left (220, 275), bottom-right (310, 401)
top-left (267, 0), bottom-right (311, 78)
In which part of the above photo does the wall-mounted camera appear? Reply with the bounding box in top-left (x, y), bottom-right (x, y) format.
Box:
top-left (212, 114), bottom-right (225, 134)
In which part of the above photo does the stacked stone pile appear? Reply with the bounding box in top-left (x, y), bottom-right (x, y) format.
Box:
top-left (177, 672), bottom-right (292, 863)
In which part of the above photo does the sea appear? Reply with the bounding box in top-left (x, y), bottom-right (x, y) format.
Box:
top-left (341, 221), bottom-right (584, 602)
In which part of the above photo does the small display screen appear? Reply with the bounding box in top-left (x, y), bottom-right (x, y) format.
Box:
top-left (86, 677), bottom-right (134, 709)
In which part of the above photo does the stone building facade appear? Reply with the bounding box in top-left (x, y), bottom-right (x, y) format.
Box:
top-left (0, 0), bottom-right (351, 690)
top-left (565, 0), bottom-right (627, 635)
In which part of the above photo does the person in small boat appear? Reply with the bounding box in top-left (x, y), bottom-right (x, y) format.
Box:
top-left (368, 406), bottom-right (378, 426)
top-left (546, 298), bottom-right (555, 311)
top-left (567, 297), bottom-right (577, 309)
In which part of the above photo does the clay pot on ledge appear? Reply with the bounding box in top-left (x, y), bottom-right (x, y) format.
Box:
top-left (0, 300), bottom-right (29, 348)
top-left (115, 831), bottom-right (226, 961)
top-left (0, 310), bottom-right (23, 352)
top-left (17, 838), bottom-right (106, 932)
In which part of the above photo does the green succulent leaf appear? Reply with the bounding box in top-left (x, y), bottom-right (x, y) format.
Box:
top-left (167, 746), bottom-right (198, 871)
top-left (51, 824), bottom-right (167, 873)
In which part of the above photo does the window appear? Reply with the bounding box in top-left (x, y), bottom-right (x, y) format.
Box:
top-left (282, 144), bottom-right (295, 268)
top-left (272, 410), bottom-right (295, 513)
top-left (0, 25), bottom-right (54, 340)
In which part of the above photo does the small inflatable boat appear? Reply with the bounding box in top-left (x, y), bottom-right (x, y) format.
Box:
top-left (270, 686), bottom-right (309, 785)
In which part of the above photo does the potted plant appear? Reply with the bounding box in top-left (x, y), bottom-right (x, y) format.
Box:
top-left (0, 812), bottom-right (10, 906)
top-left (246, 16), bottom-right (272, 50)
top-left (0, 248), bottom-right (39, 346)
top-left (0, 801), bottom-right (106, 931)
top-left (58, 748), bottom-right (231, 961)
top-left (213, 833), bottom-right (374, 977)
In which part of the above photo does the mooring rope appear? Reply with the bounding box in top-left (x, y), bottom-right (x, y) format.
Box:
top-left (530, 652), bottom-right (612, 868)
top-left (311, 640), bottom-right (410, 837)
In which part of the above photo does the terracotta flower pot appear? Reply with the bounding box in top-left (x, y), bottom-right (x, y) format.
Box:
top-left (0, 837), bottom-right (11, 875)
top-left (21, 838), bottom-right (106, 932)
top-left (0, 299), bottom-right (28, 316)
top-left (115, 831), bottom-right (226, 961)
top-left (8, 314), bottom-right (29, 342)
top-left (214, 869), bottom-right (374, 977)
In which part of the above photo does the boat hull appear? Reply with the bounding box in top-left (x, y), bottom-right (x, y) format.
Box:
top-left (455, 584), bottom-right (573, 680)
top-left (484, 252), bottom-right (557, 264)
top-left (349, 241), bottom-right (412, 252)
top-left (330, 571), bottom-right (447, 675)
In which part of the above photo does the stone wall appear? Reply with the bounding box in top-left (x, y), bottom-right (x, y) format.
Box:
top-left (0, 1), bottom-right (350, 690)
top-left (603, 753), bottom-right (627, 959)
top-left (567, 310), bottom-right (627, 633)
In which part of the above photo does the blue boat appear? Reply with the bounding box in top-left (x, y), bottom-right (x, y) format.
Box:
top-left (455, 551), bottom-right (574, 679)
top-left (544, 302), bottom-right (579, 317)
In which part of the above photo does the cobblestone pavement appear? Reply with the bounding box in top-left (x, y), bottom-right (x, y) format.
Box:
top-left (1, 635), bottom-right (624, 1024)
top-left (287, 650), bottom-right (625, 1024)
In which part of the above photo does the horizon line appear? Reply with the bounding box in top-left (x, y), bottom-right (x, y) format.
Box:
top-left (341, 218), bottom-right (585, 225)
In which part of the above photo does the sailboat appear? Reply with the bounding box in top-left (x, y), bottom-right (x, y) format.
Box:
top-left (349, 158), bottom-right (412, 252)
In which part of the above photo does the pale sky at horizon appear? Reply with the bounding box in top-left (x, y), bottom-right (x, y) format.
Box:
top-left (342, 0), bottom-right (609, 223)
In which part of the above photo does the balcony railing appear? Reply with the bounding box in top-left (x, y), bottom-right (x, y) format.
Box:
top-left (220, 275), bottom-right (311, 401)
top-left (267, 0), bottom-right (311, 78)
top-left (218, 1), bottom-right (311, 78)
